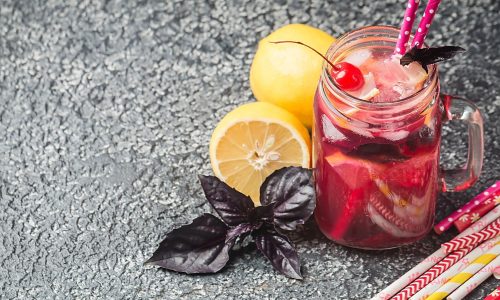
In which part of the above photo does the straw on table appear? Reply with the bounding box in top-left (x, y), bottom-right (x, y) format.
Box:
top-left (395, 0), bottom-right (420, 55)
top-left (411, 0), bottom-right (443, 48)
top-left (372, 207), bottom-right (500, 300)
top-left (416, 240), bottom-right (500, 300)
top-left (485, 286), bottom-right (500, 300)
top-left (454, 198), bottom-right (499, 232)
top-left (447, 255), bottom-right (500, 300)
top-left (442, 219), bottom-right (500, 253)
top-left (391, 246), bottom-right (473, 300)
top-left (435, 181), bottom-right (500, 234)
top-left (494, 266), bottom-right (500, 279)
top-left (410, 236), bottom-right (500, 300)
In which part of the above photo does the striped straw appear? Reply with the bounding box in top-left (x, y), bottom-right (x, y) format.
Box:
top-left (435, 181), bottom-right (500, 234)
top-left (411, 0), bottom-right (442, 48)
top-left (409, 237), bottom-right (500, 300)
top-left (423, 241), bottom-right (500, 300)
top-left (395, 0), bottom-right (420, 55)
top-left (372, 207), bottom-right (500, 300)
top-left (485, 286), bottom-right (500, 300)
top-left (447, 255), bottom-right (500, 300)
top-left (391, 246), bottom-right (473, 300)
top-left (442, 219), bottom-right (500, 253)
top-left (369, 189), bottom-right (425, 233)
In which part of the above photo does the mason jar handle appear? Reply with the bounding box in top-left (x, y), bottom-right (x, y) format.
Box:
top-left (440, 94), bottom-right (484, 192)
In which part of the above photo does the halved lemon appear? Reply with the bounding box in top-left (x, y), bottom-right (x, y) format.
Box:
top-left (209, 102), bottom-right (311, 204)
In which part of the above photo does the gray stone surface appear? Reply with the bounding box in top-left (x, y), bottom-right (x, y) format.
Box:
top-left (0, 0), bottom-right (499, 299)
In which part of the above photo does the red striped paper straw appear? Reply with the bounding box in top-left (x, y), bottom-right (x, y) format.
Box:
top-left (454, 195), bottom-right (500, 232)
top-left (391, 246), bottom-right (473, 300)
top-left (434, 181), bottom-right (500, 234)
top-left (370, 194), bottom-right (425, 233)
top-left (372, 207), bottom-right (500, 300)
top-left (442, 219), bottom-right (500, 254)
top-left (395, 0), bottom-right (420, 55)
top-left (411, 0), bottom-right (442, 48)
top-left (410, 237), bottom-right (500, 300)
top-left (484, 286), bottom-right (500, 300)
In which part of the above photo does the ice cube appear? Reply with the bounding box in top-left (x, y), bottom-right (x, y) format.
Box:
top-left (371, 59), bottom-right (409, 88)
top-left (379, 130), bottom-right (409, 141)
top-left (350, 72), bottom-right (380, 101)
top-left (404, 62), bottom-right (428, 90)
top-left (364, 57), bottom-right (428, 101)
top-left (393, 83), bottom-right (405, 95)
top-left (321, 114), bottom-right (346, 143)
top-left (343, 48), bottom-right (372, 67)
top-left (371, 86), bottom-right (403, 103)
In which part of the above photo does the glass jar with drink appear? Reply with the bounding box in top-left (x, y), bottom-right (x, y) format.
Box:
top-left (312, 25), bottom-right (484, 249)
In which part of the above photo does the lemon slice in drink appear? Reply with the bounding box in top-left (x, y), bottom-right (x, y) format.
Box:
top-left (210, 102), bottom-right (311, 204)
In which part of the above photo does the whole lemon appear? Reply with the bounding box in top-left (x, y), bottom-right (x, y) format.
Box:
top-left (250, 24), bottom-right (335, 128)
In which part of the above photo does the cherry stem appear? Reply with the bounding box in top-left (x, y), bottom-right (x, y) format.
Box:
top-left (269, 40), bottom-right (340, 71)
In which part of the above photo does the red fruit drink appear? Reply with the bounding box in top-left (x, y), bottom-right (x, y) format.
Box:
top-left (313, 26), bottom-right (483, 249)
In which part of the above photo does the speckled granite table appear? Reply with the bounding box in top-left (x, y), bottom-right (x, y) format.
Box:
top-left (1, 0), bottom-right (499, 299)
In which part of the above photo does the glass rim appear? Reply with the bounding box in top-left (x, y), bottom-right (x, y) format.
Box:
top-left (322, 25), bottom-right (438, 108)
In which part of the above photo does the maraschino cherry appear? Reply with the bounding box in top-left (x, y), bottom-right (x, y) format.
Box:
top-left (271, 41), bottom-right (364, 91)
top-left (330, 61), bottom-right (364, 91)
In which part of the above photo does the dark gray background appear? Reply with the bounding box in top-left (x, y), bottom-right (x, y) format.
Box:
top-left (1, 0), bottom-right (499, 299)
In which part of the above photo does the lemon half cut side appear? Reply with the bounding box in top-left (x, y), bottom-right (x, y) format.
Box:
top-left (209, 102), bottom-right (311, 204)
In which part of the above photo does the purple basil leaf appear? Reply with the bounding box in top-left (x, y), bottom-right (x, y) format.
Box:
top-left (199, 175), bottom-right (255, 226)
top-left (254, 230), bottom-right (302, 280)
top-left (400, 46), bottom-right (465, 72)
top-left (226, 222), bottom-right (261, 244)
top-left (248, 204), bottom-right (274, 224)
top-left (145, 213), bottom-right (233, 274)
top-left (259, 167), bottom-right (316, 231)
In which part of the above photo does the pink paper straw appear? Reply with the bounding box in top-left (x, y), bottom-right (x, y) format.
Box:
top-left (434, 181), bottom-right (500, 234)
top-left (391, 246), bottom-right (473, 300)
top-left (410, 237), bottom-right (500, 300)
top-left (411, 0), bottom-right (442, 48)
top-left (484, 285), bottom-right (500, 300)
top-left (494, 266), bottom-right (500, 279)
top-left (370, 194), bottom-right (425, 233)
top-left (372, 207), bottom-right (500, 300)
top-left (454, 197), bottom-right (499, 232)
top-left (442, 219), bottom-right (500, 254)
top-left (395, 0), bottom-right (420, 55)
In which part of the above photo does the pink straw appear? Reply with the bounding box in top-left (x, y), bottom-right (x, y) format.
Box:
top-left (411, 0), bottom-right (442, 48)
top-left (494, 266), bottom-right (500, 279)
top-left (434, 181), bottom-right (500, 234)
top-left (442, 219), bottom-right (500, 254)
top-left (372, 207), bottom-right (500, 300)
top-left (454, 197), bottom-right (499, 233)
top-left (391, 246), bottom-right (473, 300)
top-left (484, 286), bottom-right (500, 300)
top-left (395, 0), bottom-right (420, 55)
